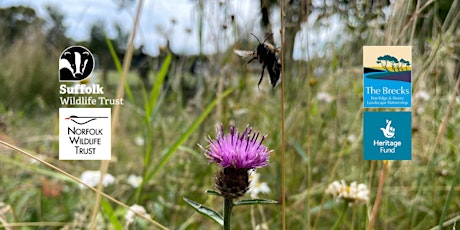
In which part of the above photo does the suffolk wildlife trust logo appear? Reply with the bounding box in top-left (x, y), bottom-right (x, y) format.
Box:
top-left (59, 46), bottom-right (95, 82)
top-left (363, 112), bottom-right (411, 160)
top-left (58, 45), bottom-right (123, 106)
top-left (59, 108), bottom-right (111, 160)
top-left (363, 46), bottom-right (412, 108)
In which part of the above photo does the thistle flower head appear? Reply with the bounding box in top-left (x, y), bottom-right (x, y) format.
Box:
top-left (215, 167), bottom-right (250, 199)
top-left (200, 125), bottom-right (271, 169)
top-left (200, 125), bottom-right (272, 199)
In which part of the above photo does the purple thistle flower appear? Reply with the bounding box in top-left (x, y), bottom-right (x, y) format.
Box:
top-left (200, 125), bottom-right (271, 169)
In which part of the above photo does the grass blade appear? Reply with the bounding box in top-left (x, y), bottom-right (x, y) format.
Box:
top-left (183, 197), bottom-right (223, 226)
top-left (141, 53), bottom-right (172, 169)
top-left (105, 36), bottom-right (134, 102)
top-left (206, 190), bottom-right (222, 197)
top-left (147, 53), bottom-right (172, 119)
top-left (101, 198), bottom-right (123, 230)
top-left (234, 199), bottom-right (278, 206)
top-left (438, 159), bottom-right (460, 229)
top-left (143, 87), bottom-right (236, 184)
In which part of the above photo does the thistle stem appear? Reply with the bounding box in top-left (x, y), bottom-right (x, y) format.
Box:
top-left (223, 198), bottom-right (234, 230)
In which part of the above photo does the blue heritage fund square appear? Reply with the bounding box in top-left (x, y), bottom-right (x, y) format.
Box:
top-left (363, 112), bottom-right (412, 160)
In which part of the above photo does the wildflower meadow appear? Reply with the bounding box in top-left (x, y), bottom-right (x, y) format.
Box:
top-left (0, 0), bottom-right (459, 229)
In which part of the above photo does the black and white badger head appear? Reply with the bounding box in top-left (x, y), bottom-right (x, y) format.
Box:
top-left (59, 46), bottom-right (94, 81)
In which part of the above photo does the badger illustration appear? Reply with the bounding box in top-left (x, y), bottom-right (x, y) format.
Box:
top-left (59, 46), bottom-right (94, 81)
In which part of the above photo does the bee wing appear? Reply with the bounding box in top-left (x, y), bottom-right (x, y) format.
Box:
top-left (234, 49), bottom-right (255, 58)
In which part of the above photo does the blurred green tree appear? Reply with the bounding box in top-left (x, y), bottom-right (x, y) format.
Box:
top-left (45, 5), bottom-right (72, 51)
top-left (88, 22), bottom-right (127, 86)
top-left (0, 6), bottom-right (67, 111)
top-left (0, 6), bottom-right (44, 45)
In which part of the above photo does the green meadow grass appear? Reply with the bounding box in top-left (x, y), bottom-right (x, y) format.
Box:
top-left (1, 61), bottom-right (459, 229)
top-left (1, 1), bottom-right (459, 229)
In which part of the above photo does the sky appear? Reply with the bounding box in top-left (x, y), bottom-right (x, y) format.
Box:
top-left (363, 46), bottom-right (412, 67)
top-left (0, 0), bottom-right (342, 59)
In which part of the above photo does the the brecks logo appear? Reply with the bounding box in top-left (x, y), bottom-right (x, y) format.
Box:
top-left (65, 115), bottom-right (108, 125)
top-left (59, 46), bottom-right (95, 82)
top-left (380, 119), bottom-right (395, 138)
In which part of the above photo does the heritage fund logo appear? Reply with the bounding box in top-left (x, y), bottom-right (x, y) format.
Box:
top-left (363, 112), bottom-right (411, 160)
top-left (59, 108), bottom-right (111, 160)
top-left (380, 119), bottom-right (395, 138)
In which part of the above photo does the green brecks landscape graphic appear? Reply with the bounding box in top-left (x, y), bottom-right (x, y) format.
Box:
top-left (376, 55), bottom-right (411, 72)
top-left (364, 54), bottom-right (412, 83)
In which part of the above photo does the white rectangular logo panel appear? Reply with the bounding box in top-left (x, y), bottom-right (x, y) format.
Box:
top-left (59, 108), bottom-right (111, 160)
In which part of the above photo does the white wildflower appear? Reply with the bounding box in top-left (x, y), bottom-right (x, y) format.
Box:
top-left (414, 90), bottom-right (430, 101)
top-left (125, 204), bottom-right (148, 225)
top-left (248, 171), bottom-right (271, 198)
top-left (29, 154), bottom-right (47, 164)
top-left (79, 170), bottom-right (115, 189)
top-left (347, 134), bottom-right (357, 142)
top-left (234, 108), bottom-right (248, 116)
top-left (127, 174), bottom-right (143, 188)
top-left (316, 92), bottom-right (333, 103)
top-left (134, 136), bottom-right (144, 146)
top-left (326, 180), bottom-right (369, 205)
top-left (255, 223), bottom-right (269, 230)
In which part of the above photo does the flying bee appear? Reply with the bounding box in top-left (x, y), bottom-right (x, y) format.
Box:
top-left (234, 33), bottom-right (281, 89)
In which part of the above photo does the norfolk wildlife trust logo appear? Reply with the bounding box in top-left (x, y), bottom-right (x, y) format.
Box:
top-left (363, 112), bottom-right (411, 160)
top-left (59, 108), bottom-right (111, 160)
top-left (65, 115), bottom-right (109, 125)
top-left (363, 46), bottom-right (412, 108)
